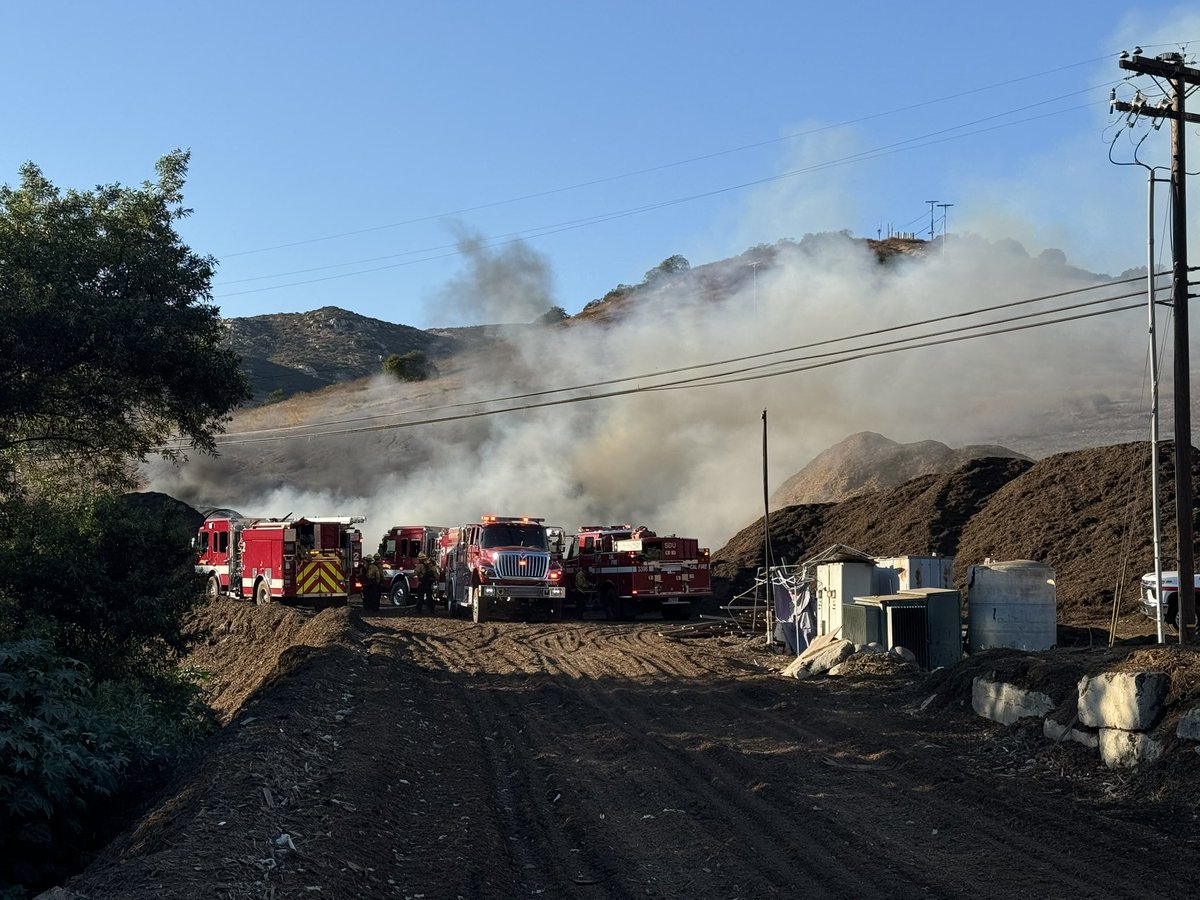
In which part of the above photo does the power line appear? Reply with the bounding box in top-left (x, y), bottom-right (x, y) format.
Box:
top-left (217, 54), bottom-right (1123, 262)
top-left (226, 273), bottom-right (1162, 437)
top-left (216, 278), bottom-right (1172, 446)
top-left (213, 87), bottom-right (1118, 300)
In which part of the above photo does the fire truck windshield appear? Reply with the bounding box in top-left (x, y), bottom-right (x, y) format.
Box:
top-left (479, 525), bottom-right (548, 550)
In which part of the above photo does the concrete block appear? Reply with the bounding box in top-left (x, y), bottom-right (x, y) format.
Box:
top-left (803, 639), bottom-right (855, 674)
top-left (972, 676), bottom-right (1054, 726)
top-left (1042, 716), bottom-right (1099, 749)
top-left (1077, 671), bottom-right (1169, 731)
top-left (1177, 706), bottom-right (1200, 742)
top-left (1099, 727), bottom-right (1164, 769)
top-left (890, 646), bottom-right (917, 664)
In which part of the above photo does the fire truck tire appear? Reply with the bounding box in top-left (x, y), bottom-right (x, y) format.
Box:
top-left (204, 575), bottom-right (221, 599)
top-left (254, 580), bottom-right (271, 606)
top-left (471, 588), bottom-right (485, 623)
top-left (389, 579), bottom-right (409, 607)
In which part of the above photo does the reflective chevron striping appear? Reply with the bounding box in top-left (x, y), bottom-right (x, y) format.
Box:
top-left (297, 559), bottom-right (344, 595)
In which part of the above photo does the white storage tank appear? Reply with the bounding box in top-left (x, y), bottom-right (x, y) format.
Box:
top-left (967, 559), bottom-right (1056, 652)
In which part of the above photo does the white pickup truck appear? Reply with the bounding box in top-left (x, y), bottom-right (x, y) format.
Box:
top-left (1139, 571), bottom-right (1200, 626)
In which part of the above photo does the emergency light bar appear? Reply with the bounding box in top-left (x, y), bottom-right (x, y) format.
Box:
top-left (578, 525), bottom-right (632, 532)
top-left (481, 515), bottom-right (544, 524)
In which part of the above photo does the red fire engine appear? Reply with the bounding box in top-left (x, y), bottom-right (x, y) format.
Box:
top-left (195, 511), bottom-right (365, 606)
top-left (376, 524), bottom-right (446, 606)
top-left (558, 525), bottom-right (711, 620)
top-left (440, 515), bottom-right (565, 622)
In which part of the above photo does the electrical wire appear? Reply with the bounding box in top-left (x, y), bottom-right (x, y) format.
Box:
top-left (217, 54), bottom-right (1122, 262)
top-left (225, 272), bottom-right (1167, 437)
top-left (212, 87), bottom-right (1120, 299)
top-left (214, 286), bottom-right (1165, 446)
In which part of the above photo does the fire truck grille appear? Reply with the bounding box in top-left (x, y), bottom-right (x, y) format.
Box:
top-left (494, 551), bottom-right (549, 580)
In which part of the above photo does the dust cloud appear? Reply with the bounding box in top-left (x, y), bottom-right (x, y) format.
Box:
top-left (146, 229), bottom-right (1158, 550)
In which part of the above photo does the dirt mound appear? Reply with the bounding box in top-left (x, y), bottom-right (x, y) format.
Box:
top-left (713, 456), bottom-right (1029, 599)
top-left (771, 431), bottom-right (1028, 506)
top-left (184, 599), bottom-right (357, 723)
top-left (956, 441), bottom-right (1200, 625)
top-left (715, 441), bottom-right (1200, 629)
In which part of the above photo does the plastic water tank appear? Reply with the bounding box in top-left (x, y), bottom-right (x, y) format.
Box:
top-left (967, 559), bottom-right (1056, 652)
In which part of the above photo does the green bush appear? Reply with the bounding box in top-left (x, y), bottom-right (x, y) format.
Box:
top-left (0, 641), bottom-right (211, 896)
top-left (382, 350), bottom-right (430, 382)
top-left (0, 492), bottom-right (201, 683)
top-left (0, 641), bottom-right (130, 892)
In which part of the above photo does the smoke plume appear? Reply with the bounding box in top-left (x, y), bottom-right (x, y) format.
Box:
top-left (146, 229), bottom-right (1163, 550)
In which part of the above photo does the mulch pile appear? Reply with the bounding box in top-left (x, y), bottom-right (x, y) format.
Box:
top-left (183, 600), bottom-right (358, 722)
top-left (713, 441), bottom-right (1200, 628)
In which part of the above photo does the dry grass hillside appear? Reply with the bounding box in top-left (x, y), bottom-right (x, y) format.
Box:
top-left (225, 234), bottom-right (937, 401)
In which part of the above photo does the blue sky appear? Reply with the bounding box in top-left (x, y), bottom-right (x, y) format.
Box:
top-left (3, 1), bottom-right (1198, 328)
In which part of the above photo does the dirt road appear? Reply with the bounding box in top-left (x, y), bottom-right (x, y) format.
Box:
top-left (69, 608), bottom-right (1193, 899)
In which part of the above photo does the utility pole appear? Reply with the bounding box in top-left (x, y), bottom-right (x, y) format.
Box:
top-left (761, 409), bottom-right (774, 645)
top-left (937, 202), bottom-right (954, 254)
top-left (926, 200), bottom-right (939, 241)
top-left (1113, 50), bottom-right (1200, 642)
top-left (747, 259), bottom-right (762, 317)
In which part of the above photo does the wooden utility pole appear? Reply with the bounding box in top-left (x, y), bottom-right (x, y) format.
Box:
top-left (761, 409), bottom-right (774, 645)
top-left (1113, 50), bottom-right (1200, 641)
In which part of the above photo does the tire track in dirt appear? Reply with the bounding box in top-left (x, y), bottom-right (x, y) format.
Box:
top-left (406, 621), bottom-right (871, 896)
top-left (383, 616), bottom-right (1189, 898)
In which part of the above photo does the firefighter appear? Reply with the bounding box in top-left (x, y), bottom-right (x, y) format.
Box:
top-left (575, 566), bottom-right (596, 594)
top-left (363, 554), bottom-right (384, 612)
top-left (414, 552), bottom-right (439, 614)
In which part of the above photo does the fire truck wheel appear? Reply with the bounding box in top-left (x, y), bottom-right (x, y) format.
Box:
top-left (204, 575), bottom-right (220, 599)
top-left (254, 580), bottom-right (271, 606)
top-left (471, 588), bottom-right (485, 623)
top-left (389, 580), bottom-right (409, 607)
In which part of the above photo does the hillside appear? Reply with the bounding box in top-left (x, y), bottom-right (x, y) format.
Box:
top-left (225, 307), bottom-right (459, 401)
top-left (224, 234), bottom-right (936, 402)
top-left (770, 431), bottom-right (1030, 506)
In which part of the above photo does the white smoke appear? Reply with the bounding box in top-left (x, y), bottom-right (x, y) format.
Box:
top-left (147, 225), bottom-right (1160, 550)
top-left (425, 227), bottom-right (556, 326)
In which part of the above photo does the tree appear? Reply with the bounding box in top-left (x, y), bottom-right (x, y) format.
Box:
top-left (643, 254), bottom-right (690, 285)
top-left (383, 350), bottom-right (430, 382)
top-left (0, 151), bottom-right (250, 493)
top-left (534, 305), bottom-right (568, 325)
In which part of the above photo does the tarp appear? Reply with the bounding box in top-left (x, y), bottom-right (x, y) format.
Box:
top-left (773, 579), bottom-right (815, 654)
